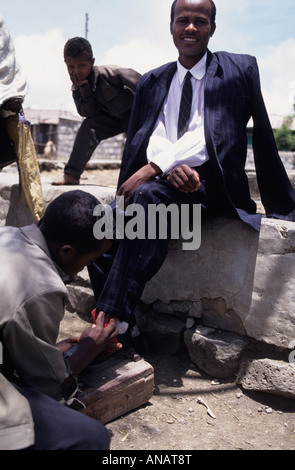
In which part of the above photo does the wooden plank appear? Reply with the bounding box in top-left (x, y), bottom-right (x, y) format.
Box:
top-left (76, 350), bottom-right (154, 424)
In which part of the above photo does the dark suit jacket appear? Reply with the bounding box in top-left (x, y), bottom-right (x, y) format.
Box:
top-left (118, 50), bottom-right (295, 231)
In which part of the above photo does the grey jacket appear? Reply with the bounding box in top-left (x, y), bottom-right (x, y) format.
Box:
top-left (0, 225), bottom-right (70, 449)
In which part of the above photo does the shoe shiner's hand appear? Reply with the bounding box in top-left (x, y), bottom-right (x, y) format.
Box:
top-left (91, 309), bottom-right (122, 352)
top-left (116, 162), bottom-right (161, 207)
top-left (64, 313), bottom-right (121, 379)
top-left (79, 312), bottom-right (122, 360)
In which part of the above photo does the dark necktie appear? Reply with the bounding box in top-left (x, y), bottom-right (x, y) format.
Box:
top-left (177, 71), bottom-right (192, 140)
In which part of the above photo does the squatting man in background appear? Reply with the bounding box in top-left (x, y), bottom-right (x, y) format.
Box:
top-left (88, 0), bottom-right (295, 347)
top-left (0, 190), bottom-right (121, 450)
top-left (53, 37), bottom-right (141, 186)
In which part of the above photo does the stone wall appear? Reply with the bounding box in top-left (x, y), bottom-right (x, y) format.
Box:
top-left (55, 118), bottom-right (81, 160)
top-left (55, 129), bottom-right (125, 162)
top-left (92, 134), bottom-right (126, 161)
top-left (0, 172), bottom-right (115, 228)
top-left (246, 149), bottom-right (295, 170)
top-left (141, 216), bottom-right (295, 350)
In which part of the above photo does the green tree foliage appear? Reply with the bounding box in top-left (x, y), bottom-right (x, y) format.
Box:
top-left (274, 116), bottom-right (295, 151)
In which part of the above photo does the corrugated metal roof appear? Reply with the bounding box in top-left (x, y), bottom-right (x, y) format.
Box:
top-left (23, 109), bottom-right (82, 125)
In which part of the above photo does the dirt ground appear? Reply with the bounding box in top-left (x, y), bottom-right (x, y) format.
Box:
top-left (108, 350), bottom-right (295, 451)
top-left (49, 167), bottom-right (295, 451)
top-left (60, 311), bottom-right (295, 452)
top-left (42, 166), bottom-right (120, 188)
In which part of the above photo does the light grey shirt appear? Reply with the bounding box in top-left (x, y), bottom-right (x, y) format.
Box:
top-left (0, 224), bottom-right (70, 449)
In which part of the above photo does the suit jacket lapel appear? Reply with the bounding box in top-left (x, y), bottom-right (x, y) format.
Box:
top-left (119, 63), bottom-right (177, 185)
top-left (143, 62), bottom-right (177, 133)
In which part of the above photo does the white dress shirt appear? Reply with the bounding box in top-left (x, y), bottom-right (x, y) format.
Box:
top-left (147, 53), bottom-right (209, 176)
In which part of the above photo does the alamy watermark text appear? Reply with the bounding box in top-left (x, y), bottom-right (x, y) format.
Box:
top-left (93, 196), bottom-right (202, 251)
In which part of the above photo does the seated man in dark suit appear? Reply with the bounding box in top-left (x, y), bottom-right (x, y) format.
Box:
top-left (89, 0), bottom-right (295, 344)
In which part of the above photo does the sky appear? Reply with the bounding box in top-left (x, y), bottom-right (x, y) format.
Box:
top-left (1, 0), bottom-right (295, 117)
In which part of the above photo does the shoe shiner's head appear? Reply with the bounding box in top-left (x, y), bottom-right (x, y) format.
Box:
top-left (38, 190), bottom-right (111, 275)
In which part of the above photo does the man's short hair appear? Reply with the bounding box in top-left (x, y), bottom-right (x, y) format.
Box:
top-left (170, 0), bottom-right (216, 25)
top-left (38, 190), bottom-right (102, 254)
top-left (64, 37), bottom-right (93, 61)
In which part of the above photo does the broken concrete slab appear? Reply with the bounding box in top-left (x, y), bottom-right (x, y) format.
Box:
top-left (142, 217), bottom-right (295, 350)
top-left (248, 169), bottom-right (295, 200)
top-left (0, 172), bottom-right (116, 227)
top-left (66, 285), bottom-right (95, 318)
top-left (135, 306), bottom-right (186, 354)
top-left (236, 358), bottom-right (295, 399)
top-left (184, 326), bottom-right (249, 379)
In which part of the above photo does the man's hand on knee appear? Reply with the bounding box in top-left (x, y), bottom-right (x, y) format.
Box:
top-left (167, 164), bottom-right (200, 193)
top-left (117, 162), bottom-right (161, 205)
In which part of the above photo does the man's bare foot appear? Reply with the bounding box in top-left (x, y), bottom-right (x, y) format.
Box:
top-left (52, 174), bottom-right (80, 186)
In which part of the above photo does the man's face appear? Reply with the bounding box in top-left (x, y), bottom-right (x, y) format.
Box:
top-left (64, 55), bottom-right (94, 85)
top-left (63, 249), bottom-right (102, 276)
top-left (57, 239), bottom-right (112, 276)
top-left (170, 0), bottom-right (216, 69)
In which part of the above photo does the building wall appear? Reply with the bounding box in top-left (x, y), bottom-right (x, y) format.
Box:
top-left (91, 133), bottom-right (126, 161)
top-left (246, 149), bottom-right (295, 170)
top-left (55, 119), bottom-right (125, 161)
top-left (31, 116), bottom-right (293, 167)
top-left (55, 118), bottom-right (81, 159)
